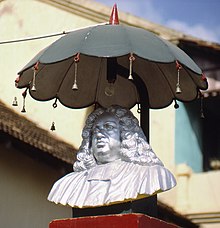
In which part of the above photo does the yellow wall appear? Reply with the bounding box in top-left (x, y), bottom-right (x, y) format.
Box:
top-left (0, 139), bottom-right (71, 228)
top-left (150, 106), bottom-right (175, 170)
top-left (0, 0), bottom-right (97, 148)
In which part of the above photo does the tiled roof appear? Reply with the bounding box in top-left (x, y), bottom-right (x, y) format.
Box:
top-left (39, 0), bottom-right (220, 50)
top-left (0, 100), bottom-right (76, 164)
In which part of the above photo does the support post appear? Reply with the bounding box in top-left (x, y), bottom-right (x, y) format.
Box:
top-left (137, 75), bottom-right (157, 218)
top-left (72, 61), bottom-right (157, 218)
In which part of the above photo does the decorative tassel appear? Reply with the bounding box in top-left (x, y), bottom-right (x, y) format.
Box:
top-left (202, 73), bottom-right (207, 81)
top-left (176, 60), bottom-right (182, 94)
top-left (12, 97), bottom-right (18, 106)
top-left (50, 122), bottom-right (56, 131)
top-left (174, 99), bottom-right (179, 109)
top-left (137, 103), bottom-right (141, 113)
top-left (200, 92), bottom-right (205, 118)
top-left (31, 62), bottom-right (39, 91)
top-left (31, 70), bottom-right (36, 91)
top-left (15, 76), bottom-right (20, 87)
top-left (128, 53), bottom-right (135, 80)
top-left (52, 99), bottom-right (58, 108)
top-left (72, 53), bottom-right (80, 90)
top-left (50, 99), bottom-right (58, 131)
top-left (21, 88), bottom-right (28, 113)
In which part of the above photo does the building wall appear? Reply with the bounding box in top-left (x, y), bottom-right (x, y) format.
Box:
top-left (175, 103), bottom-right (203, 172)
top-left (0, 0), bottom-right (96, 148)
top-left (0, 139), bottom-right (71, 228)
top-left (174, 103), bottom-right (220, 227)
top-left (175, 164), bottom-right (220, 227)
top-left (4, 1), bottom-right (220, 227)
top-left (150, 106), bottom-right (176, 171)
top-left (149, 106), bottom-right (177, 207)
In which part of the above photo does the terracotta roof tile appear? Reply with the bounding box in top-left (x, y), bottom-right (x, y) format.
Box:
top-left (0, 100), bottom-right (76, 164)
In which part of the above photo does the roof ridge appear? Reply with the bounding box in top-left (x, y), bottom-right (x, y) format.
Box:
top-left (38, 0), bottom-right (182, 38)
top-left (38, 0), bottom-right (220, 48)
top-left (0, 99), bottom-right (76, 164)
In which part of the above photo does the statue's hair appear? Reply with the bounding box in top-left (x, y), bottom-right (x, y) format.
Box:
top-left (73, 105), bottom-right (163, 171)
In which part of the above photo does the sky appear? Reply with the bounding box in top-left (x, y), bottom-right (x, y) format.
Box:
top-left (95, 0), bottom-right (220, 43)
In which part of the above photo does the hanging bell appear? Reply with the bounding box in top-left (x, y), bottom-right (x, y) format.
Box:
top-left (200, 111), bottom-right (205, 119)
top-left (175, 61), bottom-right (182, 94)
top-left (128, 53), bottom-right (135, 80)
top-left (137, 103), bottom-right (141, 113)
top-left (31, 84), bottom-right (36, 92)
top-left (176, 83), bottom-right (182, 94)
top-left (128, 74), bottom-right (133, 80)
top-left (72, 53), bottom-right (80, 91)
top-left (72, 81), bottom-right (78, 90)
top-left (21, 89), bottom-right (28, 113)
top-left (12, 97), bottom-right (18, 106)
top-left (21, 106), bottom-right (26, 113)
top-left (50, 122), bottom-right (56, 131)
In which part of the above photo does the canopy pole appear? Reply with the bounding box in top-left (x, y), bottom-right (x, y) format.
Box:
top-left (135, 74), bottom-right (158, 218)
top-left (139, 103), bottom-right (157, 217)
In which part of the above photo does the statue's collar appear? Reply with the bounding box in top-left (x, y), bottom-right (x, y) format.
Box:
top-left (86, 159), bottom-right (123, 181)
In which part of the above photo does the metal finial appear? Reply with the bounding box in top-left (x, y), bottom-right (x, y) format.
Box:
top-left (109, 4), bottom-right (119, 25)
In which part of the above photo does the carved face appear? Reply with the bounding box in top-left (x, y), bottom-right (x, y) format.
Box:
top-left (91, 112), bottom-right (121, 164)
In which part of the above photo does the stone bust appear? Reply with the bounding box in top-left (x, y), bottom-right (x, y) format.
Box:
top-left (48, 106), bottom-right (176, 208)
